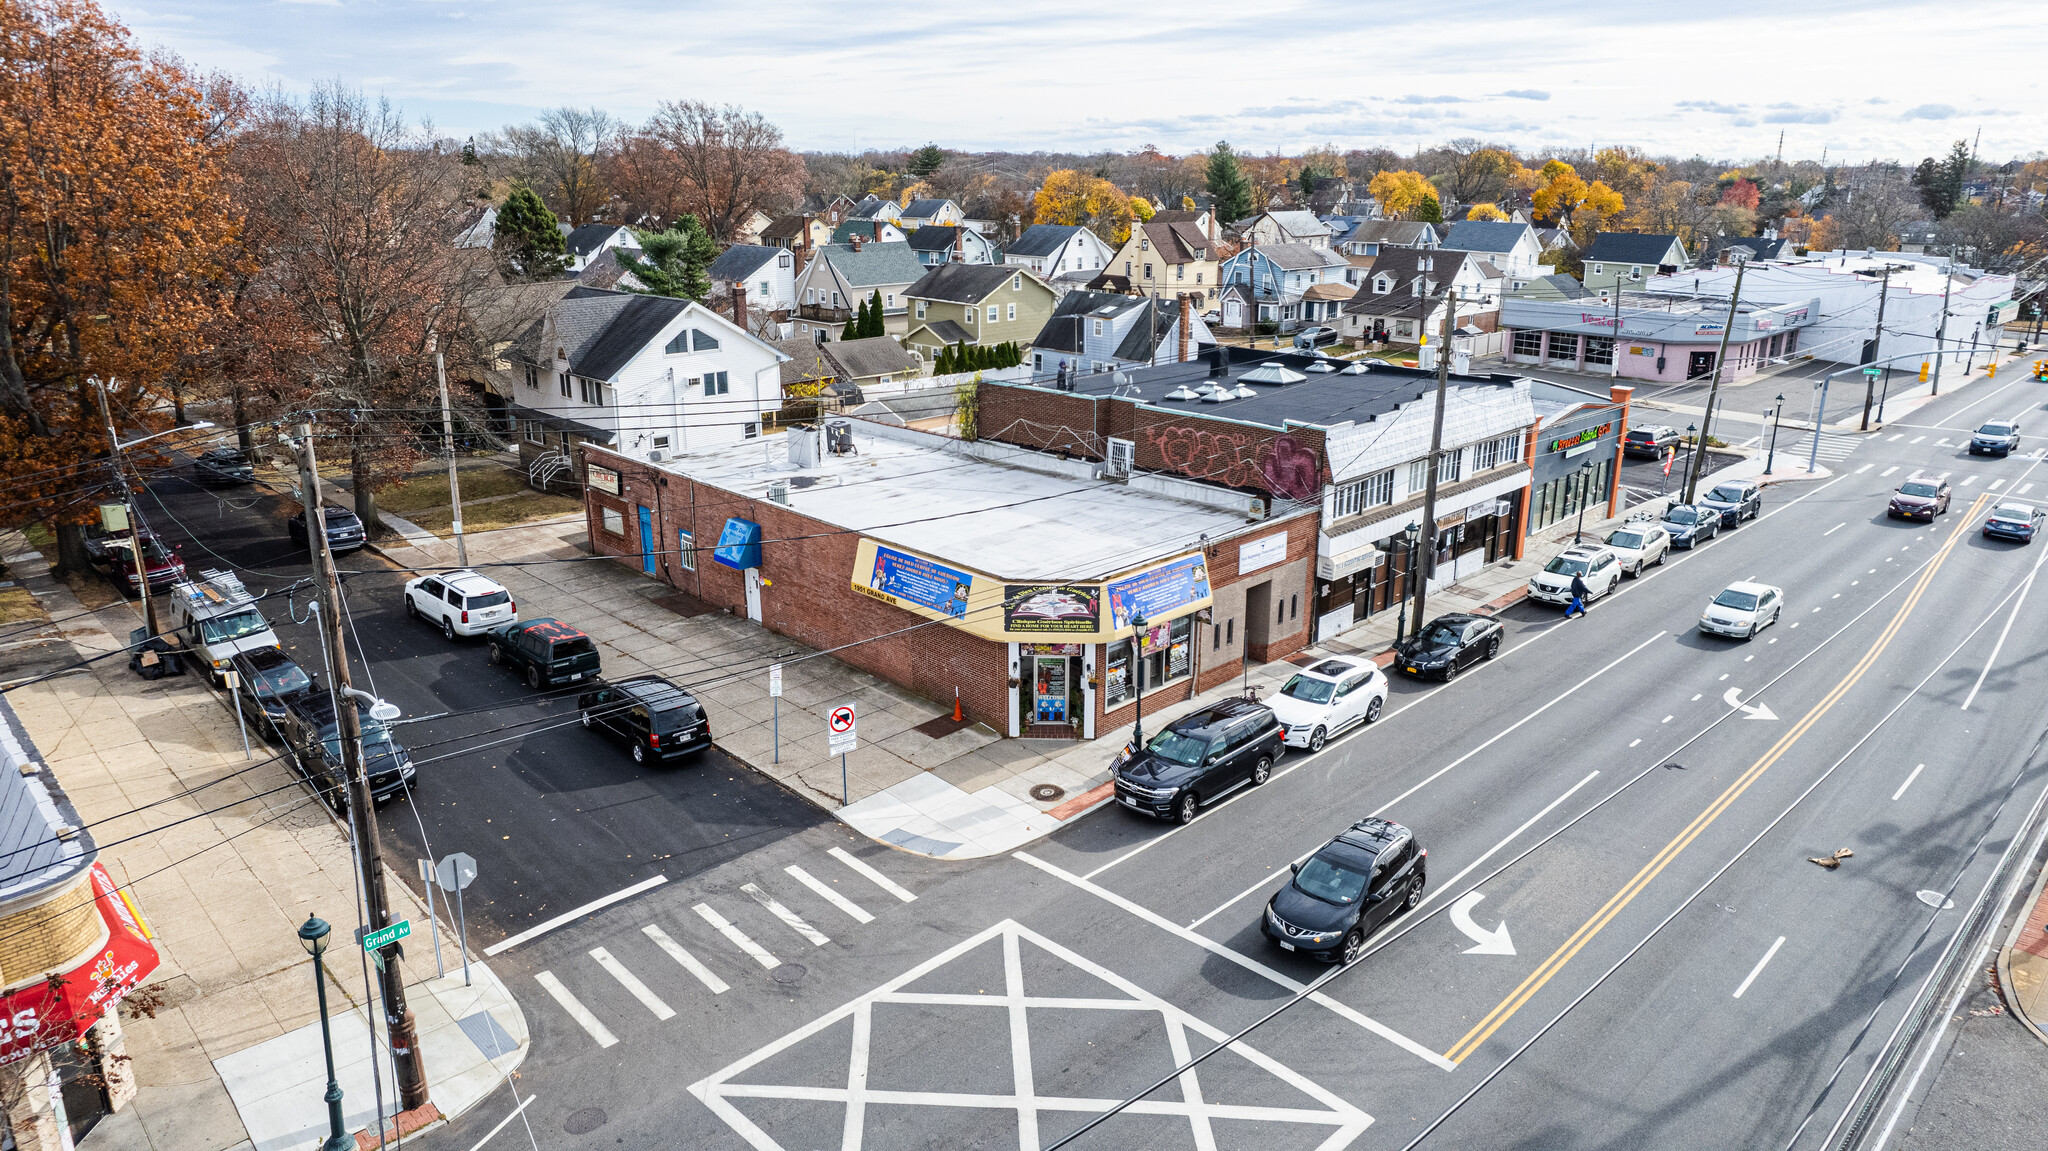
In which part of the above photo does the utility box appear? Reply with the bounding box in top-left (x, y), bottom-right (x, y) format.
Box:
top-left (98, 503), bottom-right (129, 533)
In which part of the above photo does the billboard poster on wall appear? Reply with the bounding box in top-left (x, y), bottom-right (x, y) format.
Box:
top-left (1106, 555), bottom-right (1212, 631)
top-left (1003, 585), bottom-right (1101, 633)
top-left (867, 545), bottom-right (974, 619)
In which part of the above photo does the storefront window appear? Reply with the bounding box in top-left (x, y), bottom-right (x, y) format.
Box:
top-left (1103, 616), bottom-right (1195, 708)
top-left (1584, 336), bottom-right (1615, 367)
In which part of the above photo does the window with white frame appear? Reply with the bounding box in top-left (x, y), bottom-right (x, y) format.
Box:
top-left (1473, 433), bottom-right (1522, 470)
top-left (1006, 303), bottom-right (1016, 321)
top-left (886, 293), bottom-right (895, 307)
top-left (601, 506), bottom-right (625, 535)
top-left (663, 331), bottom-right (690, 354)
top-left (523, 420), bottom-right (541, 444)
top-left (1331, 469), bottom-right (1394, 518)
top-left (805, 288), bottom-right (815, 303)
top-left (759, 280), bottom-right (770, 296)
top-left (1012, 274), bottom-right (1022, 290)
top-left (987, 305), bottom-right (999, 323)
top-left (702, 371), bottom-right (729, 395)
top-left (693, 330), bottom-right (719, 351)
top-left (1406, 458), bottom-right (1428, 494)
top-left (677, 528), bottom-right (695, 571)
top-left (915, 300), bottom-right (926, 319)
top-left (1439, 448), bottom-right (1463, 482)
top-left (558, 372), bottom-right (571, 397)
top-left (578, 377), bottom-right (603, 404)
top-left (1092, 319), bottom-right (1104, 336)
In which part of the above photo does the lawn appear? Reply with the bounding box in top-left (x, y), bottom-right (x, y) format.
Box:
top-left (375, 464), bottom-right (533, 513)
top-left (405, 490), bottom-right (583, 536)
top-left (0, 587), bottom-right (46, 627)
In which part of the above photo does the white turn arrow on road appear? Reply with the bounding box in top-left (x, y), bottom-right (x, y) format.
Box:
top-left (1450, 891), bottom-right (1515, 955)
top-left (1723, 687), bottom-right (1778, 721)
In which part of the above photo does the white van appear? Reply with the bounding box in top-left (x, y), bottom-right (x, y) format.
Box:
top-left (164, 569), bottom-right (283, 684)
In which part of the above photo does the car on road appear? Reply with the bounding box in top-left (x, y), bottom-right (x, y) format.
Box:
top-left (1698, 581), bottom-right (1784, 640)
top-left (229, 646), bottom-right (314, 740)
top-left (1982, 502), bottom-right (2045, 543)
top-left (89, 528), bottom-right (186, 595)
top-left (404, 569), bottom-right (517, 639)
top-left (1263, 816), bottom-right (1426, 963)
top-left (1603, 521), bottom-right (1671, 576)
top-left (1292, 326), bottom-right (1340, 349)
top-left (1392, 614), bottom-right (1503, 682)
top-left (487, 617), bottom-right (602, 688)
top-left (190, 447), bottom-right (255, 486)
top-left (1113, 698), bottom-right (1283, 824)
top-left (577, 675), bottom-right (713, 764)
top-left (277, 690), bottom-right (416, 809)
top-left (1887, 476), bottom-right (1951, 520)
top-left (1968, 419), bottom-right (2021, 457)
top-left (1527, 544), bottom-right (1622, 607)
top-left (1623, 425), bottom-right (1681, 459)
top-left (1270, 656), bottom-right (1387, 750)
top-left (287, 505), bottom-right (367, 554)
top-left (164, 569), bottom-right (282, 685)
top-left (1661, 503), bottom-right (1722, 548)
top-left (1699, 479), bottom-right (1763, 527)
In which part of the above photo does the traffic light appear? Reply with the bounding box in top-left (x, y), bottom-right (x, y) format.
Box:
top-left (1919, 362), bottom-right (1930, 382)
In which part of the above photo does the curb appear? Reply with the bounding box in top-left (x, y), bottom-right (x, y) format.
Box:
top-left (1995, 839), bottom-right (2048, 1050)
top-left (356, 1103), bottom-right (443, 1150)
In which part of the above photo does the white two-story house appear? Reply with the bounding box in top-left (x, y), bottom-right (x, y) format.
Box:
top-left (1439, 220), bottom-right (1552, 290)
top-left (1003, 224), bottom-right (1117, 281)
top-left (1216, 243), bottom-right (1354, 331)
top-left (707, 244), bottom-right (799, 336)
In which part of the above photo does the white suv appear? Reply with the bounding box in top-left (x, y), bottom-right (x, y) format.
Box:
top-left (1602, 521), bottom-right (1671, 577)
top-left (403, 570), bottom-right (517, 639)
top-left (1528, 545), bottom-right (1623, 607)
top-left (1268, 656), bottom-right (1387, 752)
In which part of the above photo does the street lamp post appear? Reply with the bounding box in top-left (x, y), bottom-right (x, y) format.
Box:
top-left (1572, 459), bottom-right (1597, 543)
top-left (298, 916), bottom-right (355, 1151)
top-left (1766, 394), bottom-right (1785, 475)
top-left (1682, 424), bottom-right (1701, 501)
top-left (1127, 610), bottom-right (1147, 758)
top-left (1393, 525), bottom-right (1421, 641)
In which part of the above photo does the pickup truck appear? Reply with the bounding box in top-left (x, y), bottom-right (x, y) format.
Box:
top-left (486, 617), bottom-right (603, 689)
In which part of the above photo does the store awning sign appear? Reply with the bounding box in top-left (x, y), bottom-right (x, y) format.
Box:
top-left (0, 864), bottom-right (160, 1067)
top-left (1107, 554), bottom-right (1212, 631)
top-left (1547, 423), bottom-right (1611, 453)
top-left (1004, 584), bottom-right (1100, 633)
top-left (712, 518), bottom-right (762, 570)
top-left (868, 545), bottom-right (973, 619)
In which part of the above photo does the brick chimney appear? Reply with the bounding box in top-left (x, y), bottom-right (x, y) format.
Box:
top-left (731, 282), bottom-right (747, 330)
top-left (1178, 293), bottom-right (1193, 362)
top-left (953, 228), bottom-right (964, 263)
top-left (849, 231), bottom-right (864, 252)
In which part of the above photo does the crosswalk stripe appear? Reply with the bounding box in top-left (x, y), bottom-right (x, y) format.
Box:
top-left (642, 925), bottom-right (729, 993)
top-left (1882, 466), bottom-right (1899, 476)
top-left (1963, 475), bottom-right (1978, 486)
top-left (536, 971), bottom-right (618, 1047)
top-left (742, 883), bottom-right (831, 946)
top-left (1888, 433), bottom-right (1904, 441)
top-left (2024, 483), bottom-right (2036, 495)
top-left (1856, 463), bottom-right (1872, 474)
top-left (785, 865), bottom-right (875, 923)
top-left (1911, 436), bottom-right (1926, 443)
top-left (829, 846), bottom-right (917, 902)
top-left (694, 903), bottom-right (779, 968)
top-left (1991, 479), bottom-right (2006, 490)
top-left (590, 946), bottom-right (675, 1019)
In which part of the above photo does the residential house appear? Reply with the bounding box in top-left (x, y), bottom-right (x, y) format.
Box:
top-left (454, 201), bottom-right (497, 249)
top-left (1305, 179), bottom-right (1379, 217)
top-left (707, 244), bottom-right (800, 336)
top-left (1216, 243), bottom-right (1353, 331)
top-left (1027, 289), bottom-right (1213, 382)
top-left (1580, 232), bottom-right (1689, 296)
top-left (573, 248), bottom-right (644, 292)
top-left (1330, 218), bottom-right (1439, 257)
top-left (732, 209), bottom-right (775, 246)
top-left (1439, 220), bottom-right (1551, 288)
top-left (1150, 208), bottom-right (1220, 243)
top-left (1239, 210), bottom-right (1335, 249)
top-left (899, 198), bottom-right (966, 229)
top-left (847, 196), bottom-right (903, 223)
top-left (1003, 224), bottom-right (1116, 280)
top-left (1697, 233), bottom-right (1793, 267)
top-left (772, 335), bottom-right (923, 403)
top-left (762, 214), bottom-right (832, 253)
top-left (506, 286), bottom-right (788, 481)
top-left (1535, 227), bottom-right (1575, 254)
top-left (1107, 221), bottom-right (1220, 305)
top-left (900, 264), bottom-right (1059, 364)
top-left (1509, 273), bottom-right (1592, 303)
top-left (1444, 205), bottom-right (1531, 224)
top-left (1339, 248), bottom-right (1498, 346)
top-left (801, 193), bottom-right (855, 222)
top-left (791, 239), bottom-right (928, 343)
top-left (831, 219), bottom-right (908, 246)
top-left (565, 224), bottom-right (641, 273)
top-left (906, 225), bottom-right (996, 267)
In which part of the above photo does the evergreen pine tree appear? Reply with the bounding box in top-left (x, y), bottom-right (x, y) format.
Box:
top-left (1207, 141), bottom-right (1253, 224)
top-left (909, 143), bottom-right (947, 179)
top-left (851, 295), bottom-right (872, 338)
top-left (616, 216), bottom-right (719, 300)
top-left (936, 345), bottom-right (954, 373)
top-left (866, 291), bottom-right (886, 337)
top-left (493, 182), bottom-right (568, 280)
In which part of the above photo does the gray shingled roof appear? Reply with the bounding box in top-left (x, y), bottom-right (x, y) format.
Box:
top-left (1262, 210), bottom-right (1332, 238)
top-left (566, 223), bottom-right (629, 259)
top-left (826, 335), bottom-right (921, 380)
top-left (1582, 232), bottom-right (1686, 265)
top-left (902, 198), bottom-right (955, 219)
top-left (1252, 242), bottom-right (1349, 272)
top-left (821, 242), bottom-right (927, 288)
top-left (1440, 220), bottom-right (1535, 255)
top-left (1006, 224), bottom-right (1083, 258)
top-left (906, 226), bottom-right (963, 253)
top-left (908, 262), bottom-right (1022, 303)
top-left (917, 319), bottom-right (974, 345)
top-left (707, 244), bottom-right (782, 282)
top-left (1336, 219), bottom-right (1435, 248)
top-left (0, 696), bottom-right (96, 905)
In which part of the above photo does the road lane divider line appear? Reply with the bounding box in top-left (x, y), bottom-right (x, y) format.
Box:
top-left (829, 846), bottom-right (917, 902)
top-left (786, 865), bottom-right (875, 924)
top-left (742, 882), bottom-right (831, 946)
top-left (1961, 454), bottom-right (2048, 711)
top-left (1732, 937), bottom-right (1787, 998)
top-left (465, 1092), bottom-right (537, 1151)
top-left (590, 945), bottom-right (675, 1020)
top-left (694, 903), bottom-right (780, 969)
top-left (1015, 851), bottom-right (1458, 1071)
top-left (1442, 496), bottom-right (1983, 1065)
top-left (482, 874), bottom-right (669, 956)
top-left (642, 924), bottom-right (729, 993)
top-left (1892, 765), bottom-right (1926, 802)
top-left (534, 971), bottom-right (618, 1047)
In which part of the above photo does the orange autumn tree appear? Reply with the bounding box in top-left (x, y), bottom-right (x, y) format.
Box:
top-left (1531, 161), bottom-right (1625, 246)
top-left (0, 0), bottom-right (239, 571)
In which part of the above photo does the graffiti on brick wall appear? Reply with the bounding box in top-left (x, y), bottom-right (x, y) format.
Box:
top-left (1138, 425), bottom-right (1323, 500)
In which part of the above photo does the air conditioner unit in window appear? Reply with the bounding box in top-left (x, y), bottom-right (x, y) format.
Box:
top-left (1105, 438), bottom-right (1135, 477)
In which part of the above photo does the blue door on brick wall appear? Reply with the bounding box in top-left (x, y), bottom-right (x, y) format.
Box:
top-left (638, 506), bottom-right (655, 574)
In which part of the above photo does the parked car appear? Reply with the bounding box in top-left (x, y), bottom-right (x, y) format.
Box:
top-left (1698, 581), bottom-right (1784, 640)
top-left (403, 569), bottom-right (516, 639)
top-left (1263, 816), bottom-right (1425, 963)
top-left (1112, 698), bottom-right (1283, 824)
top-left (1293, 326), bottom-right (1340, 349)
top-left (1698, 479), bottom-right (1763, 528)
top-left (1661, 503), bottom-right (1722, 548)
top-left (1269, 656), bottom-right (1387, 750)
top-left (1527, 545), bottom-right (1622, 607)
top-left (1622, 425), bottom-right (1680, 459)
top-left (191, 447), bottom-right (255, 486)
top-left (277, 691), bottom-right (416, 809)
top-left (1602, 521), bottom-right (1671, 576)
top-left (1887, 476), bottom-right (1950, 520)
top-left (92, 530), bottom-right (186, 595)
top-left (487, 617), bottom-right (601, 688)
top-left (1982, 502), bottom-right (2045, 543)
top-left (287, 505), bottom-right (367, 554)
top-left (1392, 614), bottom-right (1503, 682)
top-left (577, 675), bottom-right (712, 764)
top-left (1969, 419), bottom-right (2021, 456)
top-left (229, 646), bottom-right (315, 740)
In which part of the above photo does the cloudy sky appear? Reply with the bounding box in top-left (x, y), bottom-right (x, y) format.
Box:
top-left (113, 0), bottom-right (2044, 162)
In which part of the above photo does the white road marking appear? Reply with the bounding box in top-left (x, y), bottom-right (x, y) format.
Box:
top-left (829, 847), bottom-right (917, 902)
top-left (2024, 483), bottom-right (2036, 495)
top-left (464, 1093), bottom-right (537, 1151)
top-left (1892, 764), bottom-right (1926, 802)
top-left (1991, 479), bottom-right (2006, 490)
top-left (1833, 593), bottom-right (1842, 599)
top-left (1629, 738), bottom-right (1642, 747)
top-left (1962, 476), bottom-right (1977, 486)
top-left (1856, 464), bottom-right (1873, 474)
top-left (1732, 937), bottom-right (1787, 999)
top-left (1935, 439), bottom-right (1950, 447)
top-left (1887, 434), bottom-right (1904, 442)
top-left (536, 971), bottom-right (618, 1047)
top-left (1910, 436), bottom-right (1925, 443)
top-left (642, 925), bottom-right (729, 993)
top-left (591, 946), bottom-right (675, 1020)
top-left (483, 874), bottom-right (669, 956)
top-left (742, 883), bottom-right (830, 946)
top-left (1719, 674), bottom-right (1729, 680)
top-left (786, 865), bottom-right (875, 923)
top-left (1824, 523), bottom-right (1845, 536)
top-left (1881, 466), bottom-right (1899, 476)
top-left (1449, 891), bottom-right (1516, 955)
top-left (1017, 852), bottom-right (1456, 1071)
top-left (1961, 528), bottom-right (2048, 711)
top-left (1937, 472), bottom-right (1950, 480)
top-left (1691, 693), bottom-right (1702, 701)
top-left (694, 903), bottom-right (780, 968)
top-left (1662, 715), bottom-right (1673, 723)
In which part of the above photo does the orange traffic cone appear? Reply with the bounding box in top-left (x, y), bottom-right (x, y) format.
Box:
top-left (952, 693), bottom-right (964, 723)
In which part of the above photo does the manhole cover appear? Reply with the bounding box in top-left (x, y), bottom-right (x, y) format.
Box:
top-left (770, 963), bottom-right (808, 985)
top-left (563, 1108), bottom-right (607, 1135)
top-left (1029, 784), bottom-right (1066, 802)
top-left (1915, 890), bottom-right (1954, 909)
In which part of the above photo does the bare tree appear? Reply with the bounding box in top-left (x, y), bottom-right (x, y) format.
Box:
top-left (490, 105), bottom-right (617, 225)
top-left (633, 101), bottom-right (803, 241)
top-left (1831, 162), bottom-right (1918, 251)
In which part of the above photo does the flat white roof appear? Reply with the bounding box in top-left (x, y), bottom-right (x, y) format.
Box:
top-left (648, 426), bottom-right (1260, 581)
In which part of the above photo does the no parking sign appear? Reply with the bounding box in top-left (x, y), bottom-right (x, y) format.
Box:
top-left (828, 703), bottom-right (858, 756)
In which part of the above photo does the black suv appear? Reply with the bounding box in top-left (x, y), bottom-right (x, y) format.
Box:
top-left (1623, 425), bottom-right (1680, 459)
top-left (230, 646), bottom-right (314, 740)
top-left (288, 505), bottom-right (367, 554)
top-left (277, 691), bottom-right (416, 809)
top-left (488, 618), bottom-right (602, 688)
top-left (578, 676), bottom-right (712, 764)
top-left (1113, 698), bottom-right (1283, 824)
top-left (192, 447), bottom-right (255, 485)
top-left (1264, 816), bottom-right (1426, 963)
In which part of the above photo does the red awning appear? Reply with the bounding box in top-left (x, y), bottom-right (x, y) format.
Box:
top-left (0, 864), bottom-right (160, 1066)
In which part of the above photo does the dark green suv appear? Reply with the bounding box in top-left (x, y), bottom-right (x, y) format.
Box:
top-left (486, 618), bottom-right (602, 689)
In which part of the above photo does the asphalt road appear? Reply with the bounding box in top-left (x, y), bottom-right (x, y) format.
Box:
top-left (407, 368), bottom-right (2048, 1151)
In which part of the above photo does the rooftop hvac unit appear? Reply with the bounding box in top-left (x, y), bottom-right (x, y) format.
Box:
top-left (648, 450), bottom-right (665, 463)
top-left (767, 480), bottom-right (790, 505)
top-left (826, 420), bottom-right (856, 455)
top-left (786, 424), bottom-right (822, 468)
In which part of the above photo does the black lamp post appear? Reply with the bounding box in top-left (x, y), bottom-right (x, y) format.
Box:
top-left (1766, 393), bottom-right (1785, 475)
top-left (1681, 423), bottom-right (1701, 502)
top-left (1394, 525), bottom-right (1421, 641)
top-left (1128, 609), bottom-right (1148, 757)
top-left (299, 915), bottom-right (354, 1151)
top-left (1573, 458), bottom-right (1597, 543)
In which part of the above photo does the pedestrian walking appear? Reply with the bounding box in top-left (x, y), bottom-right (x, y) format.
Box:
top-left (1565, 572), bottom-right (1591, 619)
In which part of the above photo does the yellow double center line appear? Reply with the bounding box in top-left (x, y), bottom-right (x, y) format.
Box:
top-left (1443, 496), bottom-right (1988, 1065)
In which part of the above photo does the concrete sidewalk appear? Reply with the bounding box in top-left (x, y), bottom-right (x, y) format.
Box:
top-left (0, 535), bottom-right (526, 1151)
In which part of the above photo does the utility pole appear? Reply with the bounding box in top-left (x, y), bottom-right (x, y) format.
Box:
top-left (1410, 289), bottom-right (1457, 640)
top-left (1931, 257), bottom-right (1954, 396)
top-left (1683, 261), bottom-right (1747, 504)
top-left (1862, 264), bottom-right (1892, 430)
top-left (93, 381), bottom-right (160, 638)
top-left (1610, 286), bottom-right (1624, 379)
top-left (290, 422), bottom-right (429, 1112)
top-left (435, 352), bottom-right (469, 567)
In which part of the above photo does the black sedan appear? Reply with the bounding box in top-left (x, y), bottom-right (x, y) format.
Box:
top-left (287, 505), bottom-right (367, 554)
top-left (1888, 477), bottom-right (1950, 520)
top-left (1392, 613), bottom-right (1503, 681)
top-left (1661, 503), bottom-right (1722, 548)
top-left (1983, 502), bottom-right (2044, 543)
top-left (1263, 816), bottom-right (1426, 963)
top-left (191, 447), bottom-right (255, 485)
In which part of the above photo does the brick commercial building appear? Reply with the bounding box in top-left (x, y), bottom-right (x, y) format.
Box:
top-left (581, 422), bottom-right (1316, 741)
